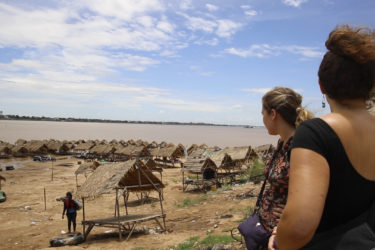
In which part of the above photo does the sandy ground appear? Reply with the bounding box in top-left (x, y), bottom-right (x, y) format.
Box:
top-left (0, 157), bottom-right (259, 250)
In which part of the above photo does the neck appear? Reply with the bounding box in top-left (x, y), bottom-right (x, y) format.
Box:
top-left (278, 124), bottom-right (295, 142)
top-left (328, 97), bottom-right (367, 113)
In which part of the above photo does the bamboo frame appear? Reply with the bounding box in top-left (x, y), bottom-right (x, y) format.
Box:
top-left (80, 159), bottom-right (166, 242)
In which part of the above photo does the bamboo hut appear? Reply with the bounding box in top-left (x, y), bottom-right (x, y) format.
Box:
top-left (72, 141), bottom-right (96, 156)
top-left (182, 158), bottom-right (217, 192)
top-left (0, 175), bottom-right (5, 189)
top-left (187, 144), bottom-right (198, 155)
top-left (87, 145), bottom-right (116, 160)
top-left (0, 144), bottom-right (12, 159)
top-left (12, 144), bottom-right (28, 157)
top-left (254, 144), bottom-right (275, 162)
top-left (113, 145), bottom-right (150, 161)
top-left (15, 139), bottom-right (27, 146)
top-left (150, 146), bottom-right (184, 168)
top-left (76, 160), bottom-right (166, 241)
top-left (222, 146), bottom-right (258, 169)
top-left (188, 146), bottom-right (219, 159)
top-left (46, 140), bottom-right (70, 155)
top-left (24, 140), bottom-right (49, 155)
top-left (74, 161), bottom-right (100, 187)
top-left (142, 158), bottom-right (163, 180)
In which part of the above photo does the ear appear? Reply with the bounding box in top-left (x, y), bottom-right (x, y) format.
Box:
top-left (270, 109), bottom-right (277, 120)
top-left (318, 79), bottom-right (326, 94)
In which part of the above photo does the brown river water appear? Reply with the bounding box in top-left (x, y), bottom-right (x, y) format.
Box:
top-left (0, 120), bottom-right (277, 147)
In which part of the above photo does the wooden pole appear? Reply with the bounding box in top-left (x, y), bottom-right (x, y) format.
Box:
top-left (75, 175), bottom-right (78, 189)
top-left (51, 161), bottom-right (54, 181)
top-left (82, 197), bottom-right (86, 238)
top-left (44, 188), bottom-right (46, 210)
top-left (116, 188), bottom-right (122, 241)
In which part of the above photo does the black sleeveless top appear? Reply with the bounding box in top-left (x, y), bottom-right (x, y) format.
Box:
top-left (292, 118), bottom-right (375, 233)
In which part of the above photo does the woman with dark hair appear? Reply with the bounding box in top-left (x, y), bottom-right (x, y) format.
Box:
top-left (271, 25), bottom-right (375, 249)
top-left (239, 87), bottom-right (313, 249)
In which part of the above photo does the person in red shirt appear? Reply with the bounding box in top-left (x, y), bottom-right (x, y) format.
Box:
top-left (62, 192), bottom-right (77, 233)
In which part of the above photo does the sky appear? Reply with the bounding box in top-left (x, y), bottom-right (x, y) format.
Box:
top-left (0, 0), bottom-right (374, 126)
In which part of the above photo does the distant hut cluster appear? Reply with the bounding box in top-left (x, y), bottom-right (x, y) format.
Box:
top-left (0, 138), bottom-right (276, 192)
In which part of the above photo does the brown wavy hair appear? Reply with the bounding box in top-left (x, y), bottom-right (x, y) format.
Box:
top-left (262, 87), bottom-right (313, 128)
top-left (318, 25), bottom-right (375, 100)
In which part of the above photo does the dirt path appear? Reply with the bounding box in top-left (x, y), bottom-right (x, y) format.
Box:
top-left (0, 157), bottom-right (259, 249)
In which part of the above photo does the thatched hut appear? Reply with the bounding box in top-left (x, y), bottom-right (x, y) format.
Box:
top-left (76, 160), bottom-right (166, 241)
top-left (0, 144), bottom-right (12, 158)
top-left (188, 146), bottom-right (219, 159)
top-left (12, 144), bottom-right (28, 157)
top-left (150, 146), bottom-right (185, 168)
top-left (222, 146), bottom-right (258, 169)
top-left (113, 145), bottom-right (150, 161)
top-left (72, 141), bottom-right (96, 155)
top-left (254, 144), bottom-right (275, 162)
top-left (182, 157), bottom-right (217, 192)
top-left (74, 161), bottom-right (100, 187)
top-left (46, 140), bottom-right (70, 154)
top-left (87, 145), bottom-right (116, 160)
top-left (142, 159), bottom-right (163, 180)
top-left (187, 144), bottom-right (198, 155)
top-left (23, 140), bottom-right (48, 155)
top-left (15, 139), bottom-right (27, 146)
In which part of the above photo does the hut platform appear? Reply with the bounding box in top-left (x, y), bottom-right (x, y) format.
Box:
top-left (183, 179), bottom-right (217, 192)
top-left (82, 213), bottom-right (166, 240)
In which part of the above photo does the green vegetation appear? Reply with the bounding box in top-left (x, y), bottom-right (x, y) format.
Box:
top-left (172, 236), bottom-right (200, 250)
top-left (171, 235), bottom-right (236, 250)
top-left (248, 158), bottom-right (266, 183)
top-left (175, 195), bottom-right (207, 208)
top-left (199, 235), bottom-right (235, 248)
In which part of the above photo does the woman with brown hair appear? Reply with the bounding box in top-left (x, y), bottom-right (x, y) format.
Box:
top-left (238, 86), bottom-right (313, 249)
top-left (271, 25), bottom-right (375, 249)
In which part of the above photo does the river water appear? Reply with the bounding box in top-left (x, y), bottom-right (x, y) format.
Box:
top-left (0, 120), bottom-right (277, 147)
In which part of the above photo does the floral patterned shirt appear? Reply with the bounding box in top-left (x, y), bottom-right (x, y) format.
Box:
top-left (257, 137), bottom-right (293, 232)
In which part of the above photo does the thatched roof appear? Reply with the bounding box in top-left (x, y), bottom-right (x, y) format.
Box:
top-left (15, 139), bottom-right (27, 146)
top-left (183, 157), bottom-right (217, 173)
top-left (150, 146), bottom-right (184, 158)
top-left (114, 145), bottom-right (149, 158)
top-left (89, 145), bottom-right (116, 155)
top-left (142, 159), bottom-right (162, 172)
top-left (76, 160), bottom-right (164, 198)
top-left (0, 145), bottom-right (12, 155)
top-left (74, 141), bottom-right (96, 151)
top-left (12, 144), bottom-right (28, 154)
top-left (24, 141), bottom-right (48, 154)
top-left (187, 144), bottom-right (198, 155)
top-left (210, 150), bottom-right (230, 168)
top-left (188, 146), bottom-right (219, 159)
top-left (75, 161), bottom-right (100, 176)
top-left (222, 146), bottom-right (258, 161)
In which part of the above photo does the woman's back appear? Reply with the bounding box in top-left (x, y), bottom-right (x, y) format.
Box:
top-left (322, 104), bottom-right (375, 181)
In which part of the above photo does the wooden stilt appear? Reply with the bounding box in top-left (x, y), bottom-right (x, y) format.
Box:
top-left (82, 197), bottom-right (86, 239)
top-left (116, 189), bottom-right (122, 241)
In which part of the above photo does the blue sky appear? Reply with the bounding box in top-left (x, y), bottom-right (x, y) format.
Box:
top-left (0, 0), bottom-right (374, 125)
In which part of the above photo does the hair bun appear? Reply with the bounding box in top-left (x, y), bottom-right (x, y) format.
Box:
top-left (326, 25), bottom-right (375, 64)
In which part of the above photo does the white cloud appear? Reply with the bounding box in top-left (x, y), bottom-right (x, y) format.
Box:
top-left (216, 19), bottom-right (242, 38)
top-left (225, 44), bottom-right (323, 58)
top-left (184, 15), bottom-right (217, 33)
top-left (282, 0), bottom-right (308, 7)
top-left (242, 88), bottom-right (272, 94)
top-left (84, 0), bottom-right (164, 20)
top-left (179, 0), bottom-right (193, 10)
top-left (245, 10), bottom-right (258, 16)
top-left (241, 5), bottom-right (251, 10)
top-left (206, 3), bottom-right (218, 12)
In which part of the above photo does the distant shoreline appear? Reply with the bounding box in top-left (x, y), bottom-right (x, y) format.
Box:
top-left (0, 114), bottom-right (258, 128)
